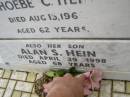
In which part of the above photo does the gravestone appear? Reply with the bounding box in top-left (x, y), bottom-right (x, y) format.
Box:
top-left (0, 0), bottom-right (130, 80)
top-left (0, 0), bottom-right (130, 38)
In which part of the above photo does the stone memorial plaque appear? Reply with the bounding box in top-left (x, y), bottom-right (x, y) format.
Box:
top-left (0, 40), bottom-right (130, 80)
top-left (0, 0), bottom-right (130, 38)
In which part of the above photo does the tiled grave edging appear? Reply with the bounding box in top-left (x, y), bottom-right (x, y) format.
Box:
top-left (0, 68), bottom-right (130, 97)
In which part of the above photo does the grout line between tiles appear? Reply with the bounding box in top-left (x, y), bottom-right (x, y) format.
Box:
top-left (111, 80), bottom-right (113, 97)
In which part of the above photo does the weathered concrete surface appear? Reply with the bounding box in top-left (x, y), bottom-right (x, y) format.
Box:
top-left (0, 0), bottom-right (130, 38)
top-left (0, 40), bottom-right (130, 80)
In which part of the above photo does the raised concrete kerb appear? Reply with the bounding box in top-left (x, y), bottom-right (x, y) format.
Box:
top-left (103, 71), bottom-right (130, 80)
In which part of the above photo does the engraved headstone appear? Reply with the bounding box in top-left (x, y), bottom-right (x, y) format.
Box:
top-left (0, 40), bottom-right (130, 80)
top-left (0, 0), bottom-right (130, 80)
top-left (0, 0), bottom-right (130, 38)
